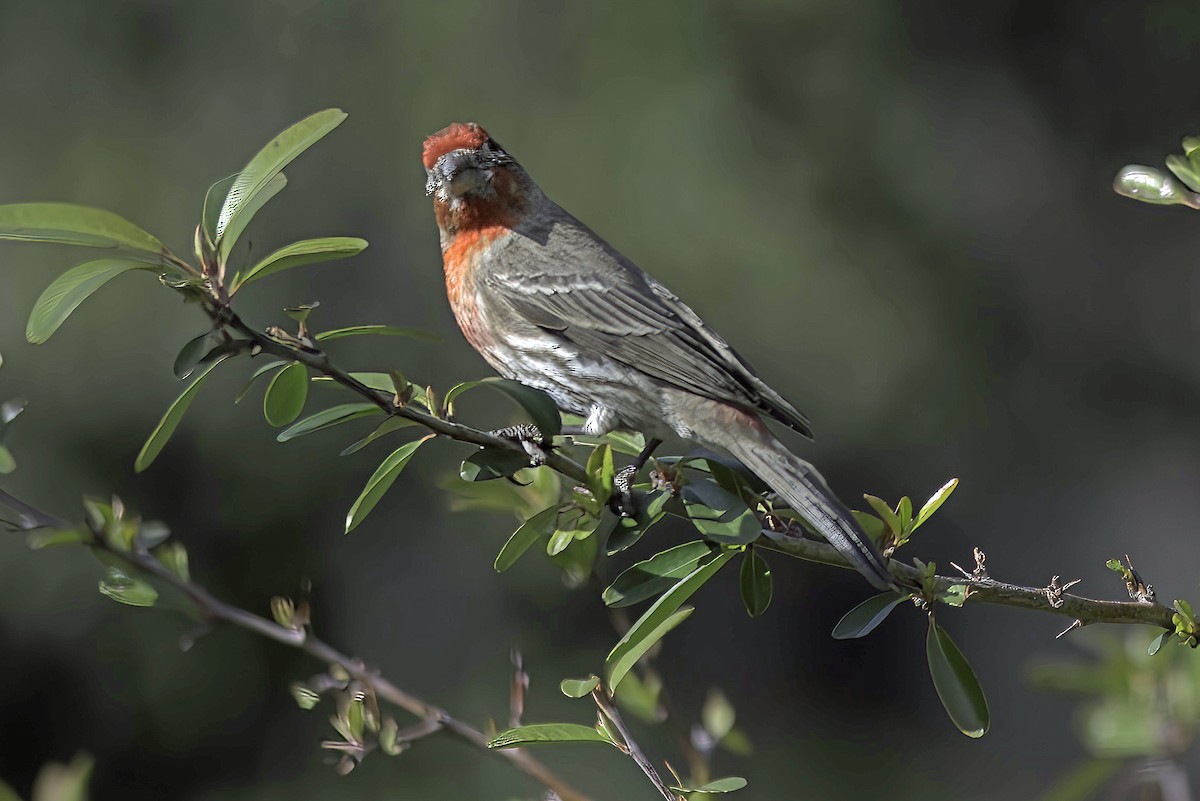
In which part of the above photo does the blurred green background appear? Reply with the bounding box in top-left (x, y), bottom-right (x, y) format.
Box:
top-left (2, 0), bottom-right (1200, 798)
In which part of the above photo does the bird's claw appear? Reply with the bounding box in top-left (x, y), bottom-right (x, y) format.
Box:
top-left (489, 424), bottom-right (551, 466)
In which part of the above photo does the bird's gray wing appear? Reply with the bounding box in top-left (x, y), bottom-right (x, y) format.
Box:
top-left (485, 217), bottom-right (814, 438)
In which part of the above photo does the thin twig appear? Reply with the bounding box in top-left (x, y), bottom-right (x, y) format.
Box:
top-left (758, 529), bottom-right (1176, 630)
top-left (593, 688), bottom-right (677, 801)
top-left (107, 537), bottom-right (590, 801)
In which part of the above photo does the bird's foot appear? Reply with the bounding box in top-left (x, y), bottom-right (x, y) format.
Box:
top-left (489, 423), bottom-right (551, 466)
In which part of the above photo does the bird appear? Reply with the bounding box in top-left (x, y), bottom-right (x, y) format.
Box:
top-left (423, 122), bottom-right (895, 591)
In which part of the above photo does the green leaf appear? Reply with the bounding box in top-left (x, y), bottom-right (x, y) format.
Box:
top-left (863, 494), bottom-right (901, 535)
top-left (0, 202), bottom-right (165, 252)
top-left (606, 549), bottom-right (735, 689)
top-left (98, 566), bottom-right (158, 607)
top-left (912, 478), bottom-right (959, 533)
top-left (586, 444), bottom-right (615, 506)
top-left (283, 302), bottom-right (319, 324)
top-left (739, 547), bottom-right (773, 617)
top-left (682, 479), bottom-right (759, 544)
top-left (313, 373), bottom-right (428, 407)
top-left (613, 671), bottom-right (663, 724)
top-left (26, 528), bottom-right (88, 549)
top-left (0, 780), bottom-right (19, 801)
top-left (313, 324), bottom-right (440, 343)
top-left (603, 541), bottom-right (716, 607)
top-left (559, 676), bottom-right (600, 698)
top-left (217, 109), bottom-right (346, 262)
top-left (155, 542), bottom-right (189, 582)
top-left (494, 505), bottom-right (560, 572)
top-left (1166, 154), bottom-right (1200, 193)
top-left (460, 447), bottom-right (531, 481)
top-left (345, 436), bottom-right (431, 533)
top-left (0, 445), bottom-right (14, 474)
top-left (569, 430), bottom-right (647, 456)
top-left (488, 723), bottom-right (613, 748)
top-left (702, 688), bottom-right (736, 741)
top-left (234, 361), bottom-right (288, 404)
top-left (851, 510), bottom-right (887, 544)
top-left (201, 173), bottom-right (238, 246)
top-left (605, 489), bottom-right (669, 554)
top-left (670, 777), bottom-right (748, 794)
top-left (263, 362), bottom-right (308, 427)
top-left (832, 591), bottom-right (910, 639)
top-left (896, 496), bottom-right (913, 532)
top-left (926, 620), bottom-right (990, 737)
top-left (26, 259), bottom-right (158, 344)
top-left (1148, 630), bottom-right (1172, 656)
top-left (547, 511), bottom-right (601, 556)
top-left (172, 331), bottom-right (217, 379)
top-left (136, 355), bottom-right (231, 472)
top-left (444, 377), bottom-right (561, 438)
top-left (1113, 164), bottom-right (1199, 206)
top-left (232, 237), bottom-right (368, 292)
top-left (340, 417), bottom-right (418, 456)
top-left (277, 402), bottom-right (381, 442)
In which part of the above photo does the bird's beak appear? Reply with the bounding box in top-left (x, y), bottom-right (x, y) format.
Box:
top-left (426, 150), bottom-right (487, 198)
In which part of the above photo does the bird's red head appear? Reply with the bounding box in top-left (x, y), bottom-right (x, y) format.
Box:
top-left (422, 122), bottom-right (491, 170)
top-left (423, 122), bottom-right (532, 236)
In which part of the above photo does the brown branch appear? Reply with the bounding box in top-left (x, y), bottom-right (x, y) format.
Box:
top-left (593, 688), bottom-right (678, 801)
top-left (758, 529), bottom-right (1177, 631)
top-left (106, 535), bottom-right (591, 801)
top-left (211, 304), bottom-right (588, 484)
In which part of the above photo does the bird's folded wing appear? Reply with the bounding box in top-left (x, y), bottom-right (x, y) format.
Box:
top-left (484, 248), bottom-right (813, 438)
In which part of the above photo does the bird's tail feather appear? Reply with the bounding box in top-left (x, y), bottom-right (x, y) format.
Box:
top-left (727, 437), bottom-right (895, 591)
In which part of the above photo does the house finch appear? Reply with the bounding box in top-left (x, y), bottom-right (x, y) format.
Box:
top-left (423, 122), bottom-right (895, 590)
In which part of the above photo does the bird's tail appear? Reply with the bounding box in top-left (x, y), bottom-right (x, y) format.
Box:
top-left (724, 433), bottom-right (896, 591)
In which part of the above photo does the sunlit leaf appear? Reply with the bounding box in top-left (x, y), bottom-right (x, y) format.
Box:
top-left (277, 402), bottom-right (380, 442)
top-left (136, 355), bottom-right (231, 472)
top-left (494, 505), bottom-right (559, 572)
top-left (232, 237), bottom-right (368, 292)
top-left (1166, 154), bottom-right (1200, 193)
top-left (606, 549), bottom-right (735, 690)
top-left (26, 259), bottom-right (159, 344)
top-left (155, 541), bottom-right (189, 582)
top-left (488, 723), bottom-right (613, 748)
top-left (912, 478), bottom-right (958, 532)
top-left (345, 436), bottom-right (432, 533)
top-left (314, 324), bottom-right (440, 343)
top-left (263, 362), bottom-right (308, 427)
top-left (217, 109), bottom-right (346, 261)
top-left (26, 528), bottom-right (88, 549)
top-left (30, 753), bottom-right (94, 801)
top-left (1113, 164), bottom-right (1199, 207)
top-left (926, 620), bottom-right (989, 737)
top-left (832, 591), bottom-right (910, 639)
top-left (0, 202), bottom-right (165, 252)
top-left (0, 445), bottom-right (14, 474)
top-left (739, 548), bottom-right (773, 617)
top-left (603, 541), bottom-right (717, 607)
top-left (559, 676), bottom-right (600, 698)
